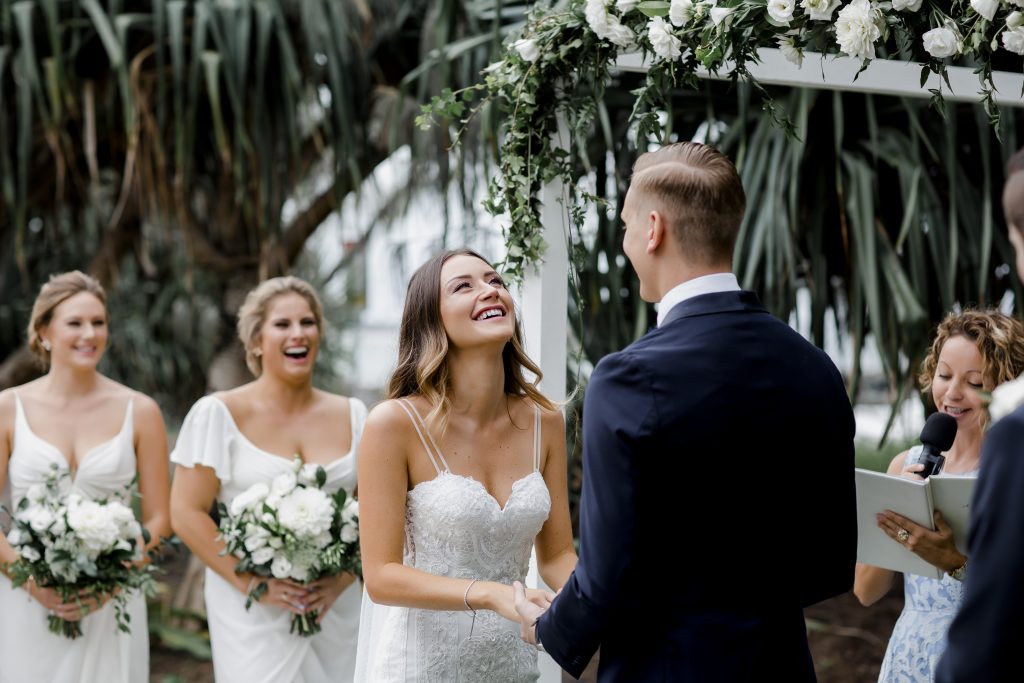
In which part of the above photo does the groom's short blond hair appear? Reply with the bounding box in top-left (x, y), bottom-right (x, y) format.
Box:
top-left (630, 142), bottom-right (745, 267)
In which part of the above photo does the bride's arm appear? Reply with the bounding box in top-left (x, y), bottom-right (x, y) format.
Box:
top-left (359, 401), bottom-right (533, 623)
top-left (535, 409), bottom-right (576, 591)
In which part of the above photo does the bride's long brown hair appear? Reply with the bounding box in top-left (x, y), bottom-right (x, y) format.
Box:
top-left (387, 249), bottom-right (555, 431)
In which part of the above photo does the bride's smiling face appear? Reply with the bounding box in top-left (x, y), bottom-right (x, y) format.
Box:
top-left (438, 254), bottom-right (515, 350)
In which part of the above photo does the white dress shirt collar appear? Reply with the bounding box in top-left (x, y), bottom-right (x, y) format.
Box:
top-left (656, 272), bottom-right (741, 327)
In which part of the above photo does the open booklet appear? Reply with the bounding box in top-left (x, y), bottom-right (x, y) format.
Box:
top-left (855, 468), bottom-right (976, 579)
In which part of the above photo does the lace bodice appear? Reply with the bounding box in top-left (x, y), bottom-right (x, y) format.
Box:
top-left (361, 399), bottom-right (550, 682)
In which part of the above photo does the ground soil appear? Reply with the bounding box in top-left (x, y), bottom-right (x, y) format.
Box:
top-left (151, 585), bottom-right (904, 683)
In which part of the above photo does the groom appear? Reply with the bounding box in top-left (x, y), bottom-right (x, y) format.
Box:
top-left (514, 142), bottom-right (856, 681)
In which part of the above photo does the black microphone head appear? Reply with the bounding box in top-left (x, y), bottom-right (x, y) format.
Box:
top-left (921, 411), bottom-right (958, 452)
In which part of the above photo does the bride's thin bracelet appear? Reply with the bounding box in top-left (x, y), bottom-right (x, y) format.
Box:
top-left (464, 579), bottom-right (479, 636)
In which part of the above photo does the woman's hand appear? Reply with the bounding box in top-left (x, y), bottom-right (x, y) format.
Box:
top-left (486, 582), bottom-right (555, 623)
top-left (876, 509), bottom-right (966, 573)
top-left (28, 581), bottom-right (109, 621)
top-left (898, 461), bottom-right (926, 481)
top-left (304, 572), bottom-right (359, 624)
top-left (251, 577), bottom-right (315, 615)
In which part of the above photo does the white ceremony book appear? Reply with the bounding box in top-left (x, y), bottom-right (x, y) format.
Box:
top-left (854, 468), bottom-right (976, 579)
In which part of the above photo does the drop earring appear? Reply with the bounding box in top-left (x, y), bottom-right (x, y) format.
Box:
top-left (42, 340), bottom-right (51, 351)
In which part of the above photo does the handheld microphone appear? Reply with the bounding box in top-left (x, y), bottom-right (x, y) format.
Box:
top-left (917, 412), bottom-right (958, 478)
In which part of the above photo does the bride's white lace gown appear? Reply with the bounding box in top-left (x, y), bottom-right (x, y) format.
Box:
top-left (172, 395), bottom-right (367, 683)
top-left (355, 398), bottom-right (550, 683)
top-left (0, 394), bottom-right (148, 683)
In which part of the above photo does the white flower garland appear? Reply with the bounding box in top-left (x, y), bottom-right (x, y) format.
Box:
top-left (423, 0), bottom-right (1022, 278)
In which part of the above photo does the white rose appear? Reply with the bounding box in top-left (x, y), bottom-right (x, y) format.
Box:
top-left (251, 547), bottom-right (275, 565)
top-left (586, 0), bottom-right (611, 34)
top-left (297, 464), bottom-right (320, 486)
top-left (66, 499), bottom-right (121, 553)
top-left (276, 487), bottom-right (335, 538)
top-left (512, 38), bottom-right (540, 63)
top-left (834, 0), bottom-right (882, 60)
top-left (1002, 26), bottom-right (1024, 54)
top-left (616, 0), bottom-right (640, 12)
top-left (24, 484), bottom-right (47, 504)
top-left (342, 500), bottom-right (358, 523)
top-left (710, 6), bottom-right (735, 26)
top-left (268, 536), bottom-right (283, 549)
top-left (270, 554), bottom-right (292, 579)
top-left (648, 17), bottom-right (682, 61)
top-left (244, 526), bottom-right (270, 551)
top-left (20, 546), bottom-right (40, 562)
top-left (990, 376), bottom-right (1024, 421)
top-left (971, 0), bottom-right (1001, 20)
top-left (7, 528), bottom-right (25, 546)
top-left (229, 482), bottom-right (269, 517)
top-left (670, 0), bottom-right (694, 26)
top-left (21, 506), bottom-right (54, 533)
top-left (892, 0), bottom-right (923, 10)
top-left (605, 19), bottom-right (636, 48)
top-left (777, 34), bottom-right (804, 67)
top-left (341, 524), bottom-right (359, 544)
top-left (314, 531), bottom-right (334, 549)
top-left (767, 0), bottom-right (795, 24)
top-left (270, 471), bottom-right (298, 498)
top-left (922, 27), bottom-right (961, 58)
top-left (1008, 11), bottom-right (1024, 27)
top-left (801, 0), bottom-right (840, 19)
top-left (290, 564), bottom-right (310, 583)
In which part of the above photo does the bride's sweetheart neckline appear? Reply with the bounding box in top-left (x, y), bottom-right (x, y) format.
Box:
top-left (17, 398), bottom-right (131, 476)
top-left (408, 470), bottom-right (545, 513)
top-left (209, 395), bottom-right (354, 469)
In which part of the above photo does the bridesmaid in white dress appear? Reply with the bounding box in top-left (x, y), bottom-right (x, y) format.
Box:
top-left (170, 276), bottom-right (366, 683)
top-left (355, 249), bottom-right (577, 681)
top-left (0, 271), bottom-right (172, 683)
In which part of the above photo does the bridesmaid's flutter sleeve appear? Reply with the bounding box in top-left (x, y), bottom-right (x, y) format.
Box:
top-left (170, 396), bottom-right (235, 483)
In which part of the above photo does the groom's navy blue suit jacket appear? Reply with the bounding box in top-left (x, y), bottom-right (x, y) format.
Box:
top-left (936, 404), bottom-right (1024, 682)
top-left (537, 290), bottom-right (857, 682)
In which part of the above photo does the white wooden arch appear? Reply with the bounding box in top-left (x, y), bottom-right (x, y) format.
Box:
top-left (524, 49), bottom-right (1024, 681)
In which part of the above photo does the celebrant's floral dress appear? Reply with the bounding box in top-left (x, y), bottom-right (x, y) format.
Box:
top-left (0, 395), bottom-right (146, 683)
top-left (877, 446), bottom-right (976, 683)
top-left (171, 396), bottom-right (366, 683)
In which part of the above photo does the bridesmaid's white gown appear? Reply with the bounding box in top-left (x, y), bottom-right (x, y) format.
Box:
top-left (171, 395), bottom-right (367, 683)
top-left (0, 394), bottom-right (148, 683)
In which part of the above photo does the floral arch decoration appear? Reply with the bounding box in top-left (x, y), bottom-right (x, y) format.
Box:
top-left (423, 0), bottom-right (1024, 279)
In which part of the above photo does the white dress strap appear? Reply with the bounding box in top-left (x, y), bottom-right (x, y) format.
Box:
top-left (396, 399), bottom-right (449, 475)
top-left (532, 404), bottom-right (541, 472)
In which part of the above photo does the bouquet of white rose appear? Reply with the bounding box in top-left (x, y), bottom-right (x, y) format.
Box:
top-left (217, 456), bottom-right (361, 637)
top-left (4, 465), bottom-right (156, 639)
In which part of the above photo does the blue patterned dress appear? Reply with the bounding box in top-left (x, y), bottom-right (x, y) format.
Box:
top-left (877, 447), bottom-right (974, 683)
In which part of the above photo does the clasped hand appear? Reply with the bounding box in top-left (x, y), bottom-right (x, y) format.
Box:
top-left (511, 581), bottom-right (554, 646)
top-left (257, 572), bottom-right (358, 623)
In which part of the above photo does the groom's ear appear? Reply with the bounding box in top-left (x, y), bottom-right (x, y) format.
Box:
top-left (645, 209), bottom-right (667, 255)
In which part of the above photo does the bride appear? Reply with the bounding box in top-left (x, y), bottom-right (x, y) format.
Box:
top-left (355, 249), bottom-right (577, 681)
top-left (0, 271), bottom-right (171, 682)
